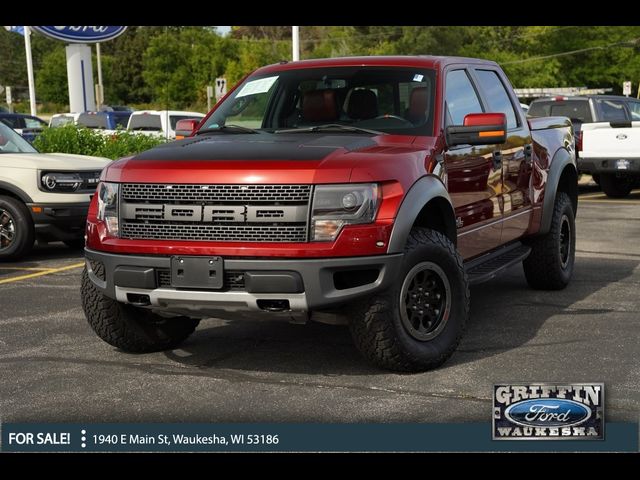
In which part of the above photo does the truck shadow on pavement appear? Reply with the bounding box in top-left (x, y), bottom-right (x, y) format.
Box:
top-left (163, 255), bottom-right (639, 375)
top-left (0, 242), bottom-right (83, 269)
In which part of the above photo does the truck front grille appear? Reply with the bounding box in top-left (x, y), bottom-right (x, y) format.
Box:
top-left (119, 183), bottom-right (311, 242)
top-left (122, 183), bottom-right (312, 203)
top-left (120, 223), bottom-right (308, 242)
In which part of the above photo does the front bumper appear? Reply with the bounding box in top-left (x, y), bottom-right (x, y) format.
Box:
top-left (84, 248), bottom-right (404, 317)
top-left (578, 157), bottom-right (640, 175)
top-left (28, 202), bottom-right (90, 242)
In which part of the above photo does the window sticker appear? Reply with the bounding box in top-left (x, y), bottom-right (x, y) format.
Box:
top-left (412, 74), bottom-right (424, 82)
top-left (236, 76), bottom-right (279, 98)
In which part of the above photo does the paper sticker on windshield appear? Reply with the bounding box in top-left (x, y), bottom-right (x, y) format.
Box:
top-left (412, 74), bottom-right (424, 82)
top-left (236, 76), bottom-right (279, 98)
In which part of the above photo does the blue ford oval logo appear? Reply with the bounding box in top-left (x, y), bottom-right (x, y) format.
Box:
top-left (32, 26), bottom-right (127, 43)
top-left (504, 398), bottom-right (591, 427)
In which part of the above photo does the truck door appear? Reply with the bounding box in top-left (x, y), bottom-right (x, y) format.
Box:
top-left (443, 68), bottom-right (503, 259)
top-left (471, 68), bottom-right (532, 243)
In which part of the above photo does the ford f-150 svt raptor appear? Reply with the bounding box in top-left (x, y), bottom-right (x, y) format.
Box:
top-left (81, 56), bottom-right (578, 372)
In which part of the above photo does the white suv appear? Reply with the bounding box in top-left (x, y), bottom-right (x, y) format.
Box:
top-left (0, 121), bottom-right (110, 260)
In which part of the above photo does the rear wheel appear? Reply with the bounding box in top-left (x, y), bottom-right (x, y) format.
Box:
top-left (0, 195), bottom-right (34, 261)
top-left (81, 265), bottom-right (199, 352)
top-left (348, 228), bottom-right (469, 372)
top-left (523, 192), bottom-right (575, 290)
top-left (600, 173), bottom-right (632, 198)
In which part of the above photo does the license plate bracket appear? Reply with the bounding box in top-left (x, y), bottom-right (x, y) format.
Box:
top-left (171, 256), bottom-right (224, 289)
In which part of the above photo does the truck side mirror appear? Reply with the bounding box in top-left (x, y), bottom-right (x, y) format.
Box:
top-left (175, 119), bottom-right (201, 140)
top-left (446, 113), bottom-right (507, 147)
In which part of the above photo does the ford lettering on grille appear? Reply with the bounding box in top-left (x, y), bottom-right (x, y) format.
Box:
top-left (120, 184), bottom-right (311, 242)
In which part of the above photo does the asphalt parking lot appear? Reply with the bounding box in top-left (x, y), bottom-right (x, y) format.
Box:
top-left (1, 186), bottom-right (639, 424)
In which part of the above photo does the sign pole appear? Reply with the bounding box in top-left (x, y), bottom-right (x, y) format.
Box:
top-left (96, 42), bottom-right (104, 109)
top-left (23, 26), bottom-right (37, 116)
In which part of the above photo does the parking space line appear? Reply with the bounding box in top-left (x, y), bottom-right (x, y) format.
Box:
top-left (0, 262), bottom-right (85, 285)
top-left (579, 199), bottom-right (640, 205)
top-left (0, 267), bottom-right (55, 271)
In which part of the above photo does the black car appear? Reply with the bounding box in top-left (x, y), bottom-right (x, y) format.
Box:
top-left (0, 113), bottom-right (48, 143)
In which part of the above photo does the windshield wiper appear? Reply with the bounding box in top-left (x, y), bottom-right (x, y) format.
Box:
top-left (195, 124), bottom-right (261, 135)
top-left (274, 124), bottom-right (386, 135)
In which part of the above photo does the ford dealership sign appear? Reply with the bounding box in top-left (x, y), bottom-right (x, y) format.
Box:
top-left (31, 26), bottom-right (127, 43)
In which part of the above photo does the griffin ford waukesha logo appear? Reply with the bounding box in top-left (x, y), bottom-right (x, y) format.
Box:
top-left (31, 26), bottom-right (127, 43)
top-left (493, 383), bottom-right (604, 440)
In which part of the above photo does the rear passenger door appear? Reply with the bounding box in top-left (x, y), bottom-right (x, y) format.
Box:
top-left (471, 67), bottom-right (533, 244)
top-left (443, 68), bottom-right (503, 259)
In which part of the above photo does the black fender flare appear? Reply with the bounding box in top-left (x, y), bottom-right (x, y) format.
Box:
top-left (539, 147), bottom-right (577, 235)
top-left (0, 181), bottom-right (33, 203)
top-left (387, 175), bottom-right (456, 253)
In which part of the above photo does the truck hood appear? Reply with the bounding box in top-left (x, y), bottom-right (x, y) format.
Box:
top-left (0, 152), bottom-right (110, 170)
top-left (105, 133), bottom-right (436, 185)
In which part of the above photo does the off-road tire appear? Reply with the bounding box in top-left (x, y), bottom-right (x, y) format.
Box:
top-left (348, 228), bottom-right (469, 372)
top-left (600, 173), bottom-right (632, 198)
top-left (0, 195), bottom-right (34, 261)
top-left (523, 192), bottom-right (575, 290)
top-left (81, 265), bottom-right (199, 352)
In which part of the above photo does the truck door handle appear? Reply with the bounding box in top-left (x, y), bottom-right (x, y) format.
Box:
top-left (524, 144), bottom-right (533, 163)
top-left (492, 151), bottom-right (503, 171)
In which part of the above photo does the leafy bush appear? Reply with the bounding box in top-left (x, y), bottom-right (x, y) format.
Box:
top-left (33, 124), bottom-right (166, 160)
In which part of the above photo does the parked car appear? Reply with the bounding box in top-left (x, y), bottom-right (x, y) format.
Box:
top-left (0, 113), bottom-right (48, 143)
top-left (126, 110), bottom-right (205, 139)
top-left (50, 111), bottom-right (131, 131)
top-left (520, 103), bottom-right (529, 114)
top-left (82, 55), bottom-right (577, 372)
top-left (0, 121), bottom-right (109, 260)
top-left (528, 94), bottom-right (640, 196)
top-left (49, 113), bottom-right (81, 127)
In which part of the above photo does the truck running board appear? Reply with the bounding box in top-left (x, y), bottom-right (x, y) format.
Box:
top-left (464, 243), bottom-right (532, 286)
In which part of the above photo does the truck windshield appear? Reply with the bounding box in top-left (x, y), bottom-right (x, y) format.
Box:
top-left (202, 66), bottom-right (437, 136)
top-left (0, 122), bottom-right (38, 154)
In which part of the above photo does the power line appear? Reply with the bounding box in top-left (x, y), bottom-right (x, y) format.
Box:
top-left (502, 37), bottom-right (640, 64)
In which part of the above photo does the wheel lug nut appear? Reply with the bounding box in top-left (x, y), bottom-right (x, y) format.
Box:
top-left (436, 294), bottom-right (441, 299)
top-left (413, 306), bottom-right (418, 311)
top-left (419, 310), bottom-right (424, 315)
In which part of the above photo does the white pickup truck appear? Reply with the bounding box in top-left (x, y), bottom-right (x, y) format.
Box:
top-left (580, 121), bottom-right (640, 197)
top-left (528, 94), bottom-right (640, 198)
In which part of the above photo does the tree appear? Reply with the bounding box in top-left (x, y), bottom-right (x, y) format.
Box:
top-left (35, 47), bottom-right (69, 105)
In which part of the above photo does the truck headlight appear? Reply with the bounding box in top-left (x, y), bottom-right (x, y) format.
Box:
top-left (97, 182), bottom-right (119, 236)
top-left (310, 184), bottom-right (379, 241)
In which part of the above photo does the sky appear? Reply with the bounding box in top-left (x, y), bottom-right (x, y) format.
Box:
top-left (216, 26), bottom-right (231, 35)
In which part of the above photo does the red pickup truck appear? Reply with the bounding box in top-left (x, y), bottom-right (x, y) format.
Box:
top-left (81, 56), bottom-right (578, 372)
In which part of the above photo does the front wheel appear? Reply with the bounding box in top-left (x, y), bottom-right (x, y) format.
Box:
top-left (0, 195), bottom-right (34, 261)
top-left (348, 228), bottom-right (469, 372)
top-left (600, 173), bottom-right (632, 198)
top-left (81, 266), bottom-right (199, 352)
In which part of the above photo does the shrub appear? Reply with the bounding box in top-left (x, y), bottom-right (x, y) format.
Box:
top-left (33, 124), bottom-right (166, 160)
